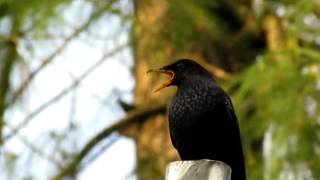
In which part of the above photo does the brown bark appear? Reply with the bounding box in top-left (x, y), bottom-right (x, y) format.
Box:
top-left (125, 1), bottom-right (178, 179)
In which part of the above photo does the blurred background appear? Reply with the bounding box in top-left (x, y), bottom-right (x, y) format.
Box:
top-left (0, 0), bottom-right (320, 180)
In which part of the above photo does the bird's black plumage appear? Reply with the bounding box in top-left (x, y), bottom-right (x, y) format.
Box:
top-left (157, 59), bottom-right (246, 180)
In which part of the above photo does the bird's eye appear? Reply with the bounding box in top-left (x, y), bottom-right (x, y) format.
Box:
top-left (176, 63), bottom-right (184, 69)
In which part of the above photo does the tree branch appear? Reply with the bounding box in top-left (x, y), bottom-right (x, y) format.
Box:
top-left (52, 104), bottom-right (167, 180)
top-left (16, 133), bottom-right (63, 169)
top-left (79, 134), bottom-right (120, 172)
top-left (7, 1), bottom-right (118, 109)
top-left (4, 43), bottom-right (127, 142)
top-left (197, 59), bottom-right (232, 80)
top-left (0, 31), bottom-right (19, 144)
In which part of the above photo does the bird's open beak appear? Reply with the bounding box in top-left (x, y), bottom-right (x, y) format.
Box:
top-left (147, 68), bottom-right (175, 92)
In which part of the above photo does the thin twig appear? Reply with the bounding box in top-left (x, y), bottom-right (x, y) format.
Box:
top-left (52, 104), bottom-right (167, 180)
top-left (52, 63), bottom-right (111, 107)
top-left (7, 1), bottom-right (117, 109)
top-left (4, 44), bottom-right (127, 142)
top-left (197, 59), bottom-right (232, 80)
top-left (78, 134), bottom-right (120, 172)
top-left (15, 132), bottom-right (63, 169)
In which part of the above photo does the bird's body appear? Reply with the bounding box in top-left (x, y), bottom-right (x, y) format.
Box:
top-left (148, 59), bottom-right (246, 180)
top-left (169, 74), bottom-right (246, 180)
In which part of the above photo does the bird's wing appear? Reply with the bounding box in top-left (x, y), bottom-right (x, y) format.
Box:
top-left (225, 97), bottom-right (237, 120)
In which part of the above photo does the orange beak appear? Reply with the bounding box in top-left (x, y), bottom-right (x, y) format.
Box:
top-left (147, 69), bottom-right (175, 92)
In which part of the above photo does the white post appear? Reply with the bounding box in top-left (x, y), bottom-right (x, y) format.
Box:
top-left (165, 160), bottom-right (231, 180)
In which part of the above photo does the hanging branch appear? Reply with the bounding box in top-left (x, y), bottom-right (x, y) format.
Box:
top-left (0, 17), bottom-right (22, 144)
top-left (15, 133), bottom-right (63, 169)
top-left (7, 0), bottom-right (118, 109)
top-left (52, 104), bottom-right (166, 180)
top-left (4, 43), bottom-right (127, 142)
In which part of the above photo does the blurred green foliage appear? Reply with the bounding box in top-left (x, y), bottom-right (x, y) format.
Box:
top-left (231, 1), bottom-right (320, 179)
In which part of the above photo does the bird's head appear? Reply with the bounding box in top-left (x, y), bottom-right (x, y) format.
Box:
top-left (147, 59), bottom-right (212, 92)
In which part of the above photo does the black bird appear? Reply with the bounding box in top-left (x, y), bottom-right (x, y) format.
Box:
top-left (148, 59), bottom-right (246, 180)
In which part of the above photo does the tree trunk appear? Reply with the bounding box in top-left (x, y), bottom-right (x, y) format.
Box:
top-left (123, 1), bottom-right (178, 179)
